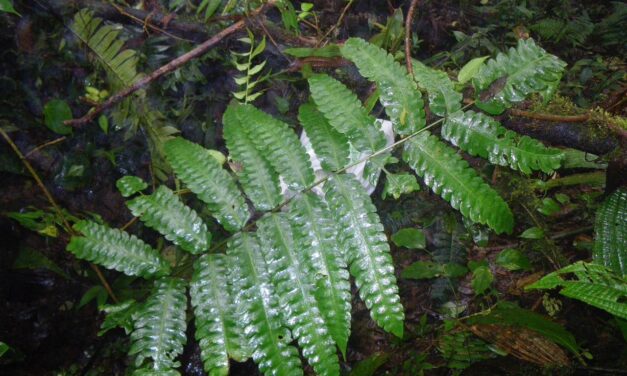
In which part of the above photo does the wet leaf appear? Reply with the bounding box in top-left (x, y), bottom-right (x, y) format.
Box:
top-left (0, 0), bottom-right (20, 16)
top-left (116, 176), bottom-right (148, 197)
top-left (349, 352), bottom-right (389, 376)
top-left (43, 99), bottom-right (73, 135)
top-left (471, 266), bottom-right (493, 295)
top-left (382, 172), bottom-right (420, 200)
top-left (496, 248), bottom-right (531, 271)
top-left (391, 228), bottom-right (426, 249)
top-left (520, 226), bottom-right (545, 239)
top-left (458, 56), bottom-right (489, 84)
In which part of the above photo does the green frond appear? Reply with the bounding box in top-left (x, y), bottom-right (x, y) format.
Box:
top-left (472, 38), bottom-right (566, 114)
top-left (308, 74), bottom-right (387, 154)
top-left (411, 60), bottom-right (462, 116)
top-left (67, 220), bottom-right (170, 278)
top-left (129, 278), bottom-right (187, 371)
top-left (441, 110), bottom-right (563, 174)
top-left (289, 193), bottom-right (351, 357)
top-left (164, 137), bottom-right (250, 232)
top-left (298, 103), bottom-right (350, 172)
top-left (132, 368), bottom-right (180, 376)
top-left (323, 174), bottom-right (405, 338)
top-left (403, 132), bottom-right (514, 234)
top-left (71, 9), bottom-right (142, 87)
top-left (341, 38), bottom-right (425, 135)
top-left (227, 103), bottom-right (314, 190)
top-left (257, 213), bottom-right (340, 376)
top-left (222, 105), bottom-right (282, 211)
top-left (594, 188), bottom-right (627, 277)
top-left (227, 233), bottom-right (304, 376)
top-left (126, 186), bottom-right (210, 254)
top-left (116, 176), bottom-right (148, 197)
top-left (191, 254), bottom-right (250, 376)
top-left (527, 261), bottom-right (627, 320)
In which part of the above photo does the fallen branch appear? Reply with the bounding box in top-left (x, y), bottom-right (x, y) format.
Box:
top-left (65, 1), bottom-right (276, 127)
top-left (509, 108), bottom-right (590, 123)
top-left (404, 0), bottom-right (420, 76)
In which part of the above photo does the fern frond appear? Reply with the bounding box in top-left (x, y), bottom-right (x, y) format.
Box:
top-left (472, 38), bottom-right (566, 114)
top-left (411, 60), bottom-right (462, 116)
top-left (298, 103), bottom-right (350, 172)
top-left (308, 74), bottom-right (387, 154)
top-left (442, 110), bottom-right (563, 174)
top-left (341, 38), bottom-right (425, 135)
top-left (324, 174), bottom-right (405, 338)
top-left (164, 137), bottom-right (250, 232)
top-left (222, 105), bottom-right (282, 211)
top-left (126, 186), bottom-right (210, 254)
top-left (116, 175), bottom-right (148, 197)
top-left (71, 9), bottom-right (142, 87)
top-left (594, 188), bottom-right (627, 277)
top-left (257, 213), bottom-right (340, 375)
top-left (67, 220), bottom-right (170, 278)
top-left (191, 254), bottom-right (250, 376)
top-left (527, 261), bottom-right (627, 320)
top-left (227, 233), bottom-right (304, 376)
top-left (289, 193), bottom-right (351, 357)
top-left (403, 132), bottom-right (514, 234)
top-left (129, 278), bottom-right (187, 371)
top-left (227, 103), bottom-right (314, 190)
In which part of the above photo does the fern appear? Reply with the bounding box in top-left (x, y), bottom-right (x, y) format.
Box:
top-left (67, 220), bottom-right (170, 278)
top-left (117, 176), bottom-right (148, 197)
top-left (411, 60), bottom-right (462, 116)
top-left (232, 29), bottom-right (269, 103)
top-left (324, 174), bottom-right (405, 338)
top-left (527, 261), bottom-right (627, 320)
top-left (298, 103), bottom-right (350, 172)
top-left (129, 278), bottom-right (187, 371)
top-left (191, 254), bottom-right (250, 376)
top-left (256, 213), bottom-right (340, 375)
top-left (164, 137), bottom-right (250, 232)
top-left (341, 38), bottom-right (425, 135)
top-left (126, 186), bottom-right (211, 254)
top-left (403, 132), bottom-right (514, 234)
top-left (222, 104), bottom-right (282, 211)
top-left (308, 74), bottom-right (387, 155)
top-left (441, 110), bottom-right (564, 174)
top-left (227, 233), bottom-right (304, 376)
top-left (226, 103), bottom-right (314, 190)
top-left (71, 9), bottom-right (142, 88)
top-left (472, 38), bottom-right (566, 114)
top-left (593, 188), bottom-right (627, 277)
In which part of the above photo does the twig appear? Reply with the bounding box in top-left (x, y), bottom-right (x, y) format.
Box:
top-left (109, 2), bottom-right (191, 42)
top-left (25, 136), bottom-right (66, 158)
top-left (509, 109), bottom-right (590, 123)
top-left (319, 0), bottom-right (354, 44)
top-left (0, 128), bottom-right (118, 303)
top-left (404, 0), bottom-right (419, 76)
top-left (65, 1), bottom-right (277, 127)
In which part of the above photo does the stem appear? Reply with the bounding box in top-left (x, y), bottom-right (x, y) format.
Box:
top-left (0, 128), bottom-right (118, 303)
top-left (404, 0), bottom-right (420, 76)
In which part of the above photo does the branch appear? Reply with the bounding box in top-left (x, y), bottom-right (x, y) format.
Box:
top-left (404, 0), bottom-right (419, 76)
top-left (64, 1), bottom-right (277, 127)
top-left (509, 109), bottom-right (590, 123)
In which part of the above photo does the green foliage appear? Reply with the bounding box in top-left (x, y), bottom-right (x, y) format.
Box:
top-left (129, 278), bottom-right (187, 372)
top-left (402, 261), bottom-right (468, 280)
top-left (256, 213), bottom-right (340, 375)
top-left (227, 233), bottom-right (303, 376)
top-left (381, 172), bottom-right (420, 200)
top-left (403, 132), bottom-right (514, 234)
top-left (457, 56), bottom-right (489, 85)
top-left (391, 228), bottom-right (426, 250)
top-left (288, 193), bottom-right (351, 357)
top-left (412, 60), bottom-right (462, 116)
top-left (341, 38), bottom-right (425, 135)
top-left (495, 248), bottom-right (531, 271)
top-left (472, 38), bottom-right (566, 114)
top-left (298, 103), bottom-right (350, 172)
top-left (43, 99), bottom-right (73, 135)
top-left (593, 188), bottom-right (626, 277)
top-left (232, 29), bottom-right (268, 103)
top-left (0, 0), bottom-right (20, 16)
top-left (126, 186), bottom-right (211, 254)
top-left (191, 254), bottom-right (249, 376)
top-left (67, 220), bottom-right (170, 278)
top-left (116, 176), bottom-right (148, 197)
top-left (439, 330), bottom-right (496, 369)
top-left (164, 137), bottom-right (250, 232)
top-left (442, 110), bottom-right (563, 174)
top-left (324, 174), bottom-right (405, 338)
top-left (71, 9), bottom-right (142, 88)
top-left (527, 261), bottom-right (627, 320)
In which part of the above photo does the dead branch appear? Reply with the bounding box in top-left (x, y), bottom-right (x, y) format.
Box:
top-left (404, 0), bottom-right (420, 75)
